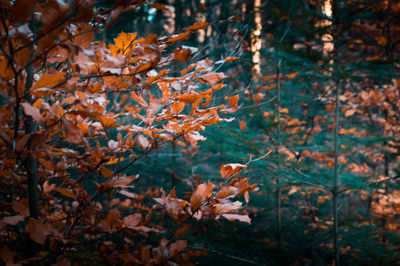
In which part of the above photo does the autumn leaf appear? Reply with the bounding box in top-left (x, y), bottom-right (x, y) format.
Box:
top-left (169, 240), bottom-right (187, 257)
top-left (190, 181), bottom-right (213, 210)
top-left (188, 22), bottom-right (208, 32)
top-left (12, 199), bottom-right (29, 217)
top-left (100, 167), bottom-right (113, 178)
top-left (0, 246), bottom-right (13, 264)
top-left (175, 47), bottom-right (191, 62)
top-left (240, 119), bottom-right (246, 131)
top-left (31, 72), bottom-right (65, 91)
top-left (55, 187), bottom-right (77, 199)
top-left (214, 201), bottom-right (242, 214)
top-left (148, 3), bottom-right (169, 10)
top-left (62, 118), bottom-right (83, 144)
top-left (2, 215), bottom-right (24, 225)
top-left (21, 102), bottom-right (44, 124)
top-left (376, 36), bottom-right (387, 46)
top-left (197, 72), bottom-right (225, 84)
top-left (123, 213), bottom-right (142, 228)
top-left (220, 163), bottom-right (247, 179)
top-left (171, 102), bottom-right (185, 114)
top-left (26, 218), bottom-right (59, 245)
top-left (166, 32), bottom-right (190, 44)
top-left (221, 95), bottom-right (239, 113)
top-left (173, 224), bottom-right (191, 238)
top-left (221, 213), bottom-right (251, 224)
top-left (225, 56), bottom-right (239, 62)
top-left (138, 135), bottom-right (150, 150)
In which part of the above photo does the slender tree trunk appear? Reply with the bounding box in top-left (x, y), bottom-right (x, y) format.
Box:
top-left (25, 17), bottom-right (39, 219)
top-left (275, 57), bottom-right (282, 246)
top-left (332, 0), bottom-right (340, 264)
top-left (251, 0), bottom-right (262, 80)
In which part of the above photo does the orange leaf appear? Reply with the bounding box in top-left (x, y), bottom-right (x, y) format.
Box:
top-left (55, 187), bottom-right (77, 200)
top-left (220, 163), bottom-right (247, 179)
top-left (166, 32), bottom-right (190, 44)
top-left (171, 102), bottom-right (185, 114)
top-left (221, 95), bottom-right (239, 113)
top-left (188, 22), bottom-right (208, 31)
top-left (287, 72), bottom-right (299, 79)
top-left (175, 47), bottom-right (191, 62)
top-left (138, 135), bottom-right (150, 150)
top-left (197, 72), bottom-right (225, 84)
top-left (345, 109), bottom-right (356, 117)
top-left (280, 108), bottom-right (289, 114)
top-left (31, 72), bottom-right (65, 91)
top-left (190, 181), bottom-right (213, 210)
top-left (100, 167), bottom-right (113, 178)
top-left (178, 93), bottom-right (200, 103)
top-left (376, 36), bottom-right (387, 46)
top-left (240, 120), bottom-right (246, 131)
top-left (225, 56), bottom-right (239, 62)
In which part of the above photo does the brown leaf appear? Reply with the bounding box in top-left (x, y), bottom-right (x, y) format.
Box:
top-left (148, 3), bottom-right (169, 10)
top-left (138, 135), bottom-right (150, 150)
top-left (190, 181), bottom-right (213, 210)
top-left (26, 218), bottom-right (58, 245)
top-left (55, 187), bottom-right (77, 200)
top-left (100, 167), bottom-right (113, 178)
top-left (175, 47), bottom-right (191, 62)
top-left (63, 118), bottom-right (83, 144)
top-left (214, 201), bottom-right (242, 214)
top-left (21, 102), bottom-right (44, 124)
top-left (215, 186), bottom-right (238, 199)
top-left (169, 240), bottom-right (187, 257)
top-left (220, 163), bottom-right (247, 179)
top-left (12, 199), bottom-right (29, 217)
top-left (173, 224), bottom-right (191, 238)
top-left (0, 245), bottom-right (13, 263)
top-left (123, 213), bottom-right (142, 228)
top-left (53, 259), bottom-right (71, 266)
top-left (197, 72), bottom-right (225, 84)
top-left (221, 213), bottom-right (251, 224)
top-left (2, 215), bottom-right (24, 225)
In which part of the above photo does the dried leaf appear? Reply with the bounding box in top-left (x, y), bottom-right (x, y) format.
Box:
top-left (197, 72), bottom-right (225, 84)
top-left (190, 181), bottom-right (213, 210)
top-left (188, 22), bottom-right (208, 31)
top-left (221, 213), bottom-right (251, 224)
top-left (123, 213), bottom-right (142, 228)
top-left (2, 215), bottom-right (24, 225)
top-left (169, 240), bottom-right (187, 257)
top-left (220, 163), bottom-right (247, 179)
top-left (21, 102), bottom-right (44, 124)
top-left (26, 218), bottom-right (59, 245)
